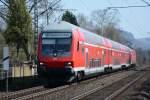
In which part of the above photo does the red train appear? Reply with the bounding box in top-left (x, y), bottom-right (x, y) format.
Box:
top-left (37, 21), bottom-right (136, 82)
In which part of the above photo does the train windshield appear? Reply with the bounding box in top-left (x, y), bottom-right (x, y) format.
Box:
top-left (41, 32), bottom-right (72, 57)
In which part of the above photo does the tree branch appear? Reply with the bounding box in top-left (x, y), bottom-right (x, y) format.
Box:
top-left (39, 0), bottom-right (61, 16)
top-left (0, 0), bottom-right (9, 7)
top-left (29, 0), bottom-right (42, 13)
top-left (0, 11), bottom-right (7, 21)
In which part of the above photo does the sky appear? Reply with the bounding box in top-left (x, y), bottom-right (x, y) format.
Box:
top-left (63, 0), bottom-right (150, 39)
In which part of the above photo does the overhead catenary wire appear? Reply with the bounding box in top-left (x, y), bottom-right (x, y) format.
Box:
top-left (80, 0), bottom-right (90, 11)
top-left (140, 0), bottom-right (150, 6)
top-left (125, 0), bottom-right (146, 35)
top-left (106, 0), bottom-right (146, 36)
top-left (117, 0), bottom-right (146, 34)
top-left (108, 0), bottom-right (150, 9)
top-left (108, 5), bottom-right (149, 9)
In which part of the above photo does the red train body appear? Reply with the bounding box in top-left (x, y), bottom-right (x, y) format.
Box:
top-left (37, 21), bottom-right (136, 82)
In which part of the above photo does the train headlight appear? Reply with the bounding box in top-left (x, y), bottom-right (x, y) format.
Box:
top-left (65, 62), bottom-right (74, 74)
top-left (65, 62), bottom-right (72, 66)
top-left (40, 62), bottom-right (44, 65)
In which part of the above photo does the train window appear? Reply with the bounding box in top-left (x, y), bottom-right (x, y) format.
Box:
top-left (77, 41), bottom-right (79, 51)
top-left (94, 59), bottom-right (101, 67)
top-left (112, 51), bottom-right (114, 56)
top-left (102, 50), bottom-right (104, 55)
top-left (96, 60), bottom-right (98, 67)
top-left (118, 53), bottom-right (120, 56)
top-left (90, 59), bottom-right (92, 67)
top-left (42, 39), bottom-right (55, 44)
top-left (122, 53), bottom-right (125, 57)
top-left (99, 59), bottom-right (101, 66)
top-left (82, 48), bottom-right (84, 55)
top-left (92, 59), bottom-right (94, 67)
top-left (89, 59), bottom-right (101, 67)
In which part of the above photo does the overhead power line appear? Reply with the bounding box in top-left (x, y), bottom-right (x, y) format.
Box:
top-left (140, 0), bottom-right (150, 6)
top-left (39, 8), bottom-right (76, 16)
top-left (107, 0), bottom-right (150, 9)
top-left (80, 0), bottom-right (89, 11)
top-left (38, 0), bottom-right (61, 16)
top-left (108, 5), bottom-right (150, 9)
top-left (29, 0), bottom-right (42, 13)
top-left (106, 0), bottom-right (146, 37)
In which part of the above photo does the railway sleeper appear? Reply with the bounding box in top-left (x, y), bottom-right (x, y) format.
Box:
top-left (75, 71), bottom-right (84, 82)
top-left (121, 65), bottom-right (127, 70)
top-left (104, 67), bottom-right (112, 73)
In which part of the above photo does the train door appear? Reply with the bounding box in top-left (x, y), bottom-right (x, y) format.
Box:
top-left (102, 49), bottom-right (110, 67)
top-left (129, 52), bottom-right (132, 64)
top-left (108, 49), bottom-right (112, 67)
top-left (105, 49), bottom-right (109, 67)
top-left (85, 48), bottom-right (89, 67)
top-left (102, 49), bottom-right (106, 67)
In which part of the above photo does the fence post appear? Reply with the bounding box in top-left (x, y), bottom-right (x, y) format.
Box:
top-left (3, 47), bottom-right (9, 93)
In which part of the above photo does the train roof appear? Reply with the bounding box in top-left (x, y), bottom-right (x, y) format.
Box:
top-left (44, 21), bottom-right (73, 32)
top-left (43, 21), bottom-right (131, 52)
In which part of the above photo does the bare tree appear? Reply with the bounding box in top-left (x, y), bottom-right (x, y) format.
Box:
top-left (77, 12), bottom-right (125, 45)
top-left (0, 0), bottom-right (62, 23)
top-left (77, 13), bottom-right (95, 32)
top-left (78, 14), bottom-right (88, 27)
top-left (91, 9), bottom-right (119, 36)
top-left (103, 24), bottom-right (122, 42)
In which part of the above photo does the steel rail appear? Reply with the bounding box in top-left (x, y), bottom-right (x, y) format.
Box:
top-left (70, 71), bottom-right (140, 100)
top-left (1, 68), bottom-right (136, 100)
top-left (13, 70), bottom-right (126, 100)
top-left (15, 85), bottom-right (69, 100)
top-left (1, 86), bottom-right (44, 100)
top-left (104, 74), bottom-right (144, 100)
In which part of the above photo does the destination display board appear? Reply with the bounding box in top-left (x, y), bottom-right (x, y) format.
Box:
top-left (42, 32), bottom-right (71, 38)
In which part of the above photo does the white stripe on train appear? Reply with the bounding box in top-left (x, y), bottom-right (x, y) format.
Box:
top-left (73, 63), bottom-right (130, 75)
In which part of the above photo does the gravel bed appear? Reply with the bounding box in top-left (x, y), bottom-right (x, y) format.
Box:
top-left (105, 71), bottom-right (150, 100)
top-left (0, 86), bottom-right (46, 100)
top-left (0, 92), bottom-right (13, 98)
top-left (0, 92), bottom-right (5, 97)
top-left (129, 74), bottom-right (150, 100)
top-left (80, 71), bottom-right (143, 100)
top-left (110, 67), bottom-right (150, 100)
top-left (33, 70), bottom-right (135, 100)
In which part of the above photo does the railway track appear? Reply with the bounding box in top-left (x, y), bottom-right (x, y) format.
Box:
top-left (0, 86), bottom-right (46, 100)
top-left (74, 67), bottom-right (149, 100)
top-left (13, 70), bottom-right (136, 100)
top-left (0, 67), bottom-right (145, 100)
top-left (78, 73), bottom-right (145, 100)
top-left (0, 70), bottom-right (127, 100)
top-left (105, 74), bottom-right (144, 100)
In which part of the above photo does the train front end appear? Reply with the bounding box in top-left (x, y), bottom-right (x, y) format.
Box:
top-left (37, 31), bottom-right (75, 82)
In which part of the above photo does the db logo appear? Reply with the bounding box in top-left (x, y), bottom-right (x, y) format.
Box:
top-left (53, 58), bottom-right (58, 61)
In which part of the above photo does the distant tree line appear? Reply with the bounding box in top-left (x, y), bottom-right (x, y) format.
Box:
top-left (0, 0), bottom-right (149, 66)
